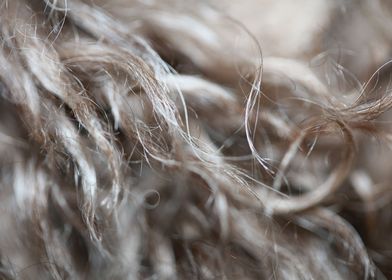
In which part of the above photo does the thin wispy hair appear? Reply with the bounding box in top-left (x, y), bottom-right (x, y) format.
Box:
top-left (0, 0), bottom-right (391, 279)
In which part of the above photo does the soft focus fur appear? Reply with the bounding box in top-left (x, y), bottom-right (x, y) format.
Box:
top-left (0, 0), bottom-right (392, 279)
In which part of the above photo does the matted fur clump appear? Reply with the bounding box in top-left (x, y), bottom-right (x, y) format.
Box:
top-left (0, 0), bottom-right (392, 279)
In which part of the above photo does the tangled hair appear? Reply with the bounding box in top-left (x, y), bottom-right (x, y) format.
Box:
top-left (1, 0), bottom-right (392, 279)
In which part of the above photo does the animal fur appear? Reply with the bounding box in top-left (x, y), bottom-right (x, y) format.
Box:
top-left (0, 0), bottom-right (391, 279)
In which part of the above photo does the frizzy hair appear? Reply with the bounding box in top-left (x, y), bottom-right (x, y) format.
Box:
top-left (0, 0), bottom-right (391, 279)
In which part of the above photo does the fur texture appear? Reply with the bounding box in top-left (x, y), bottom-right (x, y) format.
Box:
top-left (0, 0), bottom-right (391, 279)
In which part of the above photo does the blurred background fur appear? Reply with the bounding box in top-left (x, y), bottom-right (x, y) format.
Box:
top-left (0, 0), bottom-right (392, 279)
